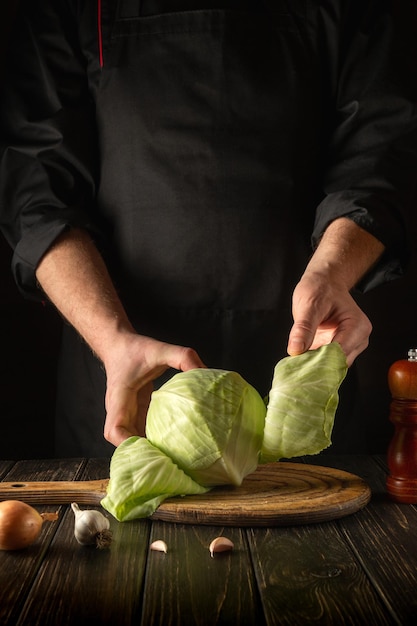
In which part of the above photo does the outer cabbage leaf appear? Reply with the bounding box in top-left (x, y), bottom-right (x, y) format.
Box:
top-left (260, 343), bottom-right (348, 462)
top-left (100, 436), bottom-right (208, 521)
top-left (146, 368), bottom-right (266, 486)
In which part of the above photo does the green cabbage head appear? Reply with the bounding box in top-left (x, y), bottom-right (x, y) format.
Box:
top-left (101, 343), bottom-right (347, 521)
top-left (146, 368), bottom-right (267, 487)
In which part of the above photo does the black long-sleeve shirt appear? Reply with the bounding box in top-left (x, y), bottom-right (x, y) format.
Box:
top-left (1, 0), bottom-right (417, 455)
top-left (1, 0), bottom-right (416, 301)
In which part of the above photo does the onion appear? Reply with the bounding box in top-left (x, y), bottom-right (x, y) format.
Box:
top-left (0, 500), bottom-right (58, 551)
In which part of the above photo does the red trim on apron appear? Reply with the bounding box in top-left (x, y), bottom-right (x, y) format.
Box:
top-left (97, 0), bottom-right (104, 67)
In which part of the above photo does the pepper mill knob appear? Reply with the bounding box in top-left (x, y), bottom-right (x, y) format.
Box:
top-left (386, 348), bottom-right (417, 503)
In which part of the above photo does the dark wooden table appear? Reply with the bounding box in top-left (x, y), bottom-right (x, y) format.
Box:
top-left (1, 455), bottom-right (417, 625)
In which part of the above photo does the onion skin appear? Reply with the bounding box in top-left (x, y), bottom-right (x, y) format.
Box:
top-left (0, 500), bottom-right (44, 551)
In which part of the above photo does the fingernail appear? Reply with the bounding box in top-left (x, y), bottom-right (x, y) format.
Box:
top-left (288, 339), bottom-right (305, 355)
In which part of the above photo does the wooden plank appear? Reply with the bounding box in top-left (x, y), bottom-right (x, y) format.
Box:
top-left (309, 455), bottom-right (417, 624)
top-left (0, 459), bottom-right (14, 479)
top-left (341, 503), bottom-right (417, 625)
top-left (0, 458), bottom-right (86, 626)
top-left (141, 522), bottom-right (266, 626)
top-left (248, 522), bottom-right (392, 626)
top-left (303, 454), bottom-right (385, 487)
top-left (14, 458), bottom-right (151, 626)
top-left (335, 457), bottom-right (417, 625)
top-left (2, 457), bottom-right (88, 483)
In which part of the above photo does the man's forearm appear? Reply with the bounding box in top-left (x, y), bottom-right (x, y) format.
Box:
top-left (36, 227), bottom-right (205, 447)
top-left (35, 228), bottom-right (134, 364)
top-left (305, 217), bottom-right (385, 289)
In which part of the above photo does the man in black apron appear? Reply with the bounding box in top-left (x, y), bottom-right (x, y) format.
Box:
top-left (1, 0), bottom-right (416, 456)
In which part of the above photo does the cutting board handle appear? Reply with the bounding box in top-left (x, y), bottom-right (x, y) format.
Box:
top-left (0, 479), bottom-right (108, 505)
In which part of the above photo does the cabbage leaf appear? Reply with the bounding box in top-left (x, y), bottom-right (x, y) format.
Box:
top-left (101, 436), bottom-right (209, 521)
top-left (260, 342), bottom-right (348, 462)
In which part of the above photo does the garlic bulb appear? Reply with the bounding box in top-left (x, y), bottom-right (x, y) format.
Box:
top-left (71, 503), bottom-right (112, 549)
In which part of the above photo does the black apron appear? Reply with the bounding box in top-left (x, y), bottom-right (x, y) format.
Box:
top-left (55, 0), bottom-right (362, 456)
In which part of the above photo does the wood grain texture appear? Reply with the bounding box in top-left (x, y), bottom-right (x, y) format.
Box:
top-left (341, 503), bottom-right (417, 625)
top-left (0, 462), bottom-right (371, 526)
top-left (141, 522), bottom-right (266, 626)
top-left (248, 524), bottom-right (392, 626)
top-left (152, 462), bottom-right (371, 525)
top-left (0, 478), bottom-right (109, 505)
top-left (325, 456), bottom-right (417, 625)
top-left (1, 456), bottom-right (415, 625)
top-left (0, 459), bottom-right (86, 626)
top-left (0, 460), bottom-right (14, 480)
top-left (307, 454), bottom-right (417, 624)
top-left (12, 459), bottom-right (150, 626)
top-left (14, 514), bottom-right (151, 626)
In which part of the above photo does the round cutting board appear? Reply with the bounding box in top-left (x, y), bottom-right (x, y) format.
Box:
top-left (0, 462), bottom-right (371, 526)
top-left (151, 462), bottom-right (371, 526)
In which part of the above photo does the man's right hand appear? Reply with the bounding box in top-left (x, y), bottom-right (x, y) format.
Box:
top-left (35, 228), bottom-right (205, 448)
top-left (102, 333), bottom-right (205, 447)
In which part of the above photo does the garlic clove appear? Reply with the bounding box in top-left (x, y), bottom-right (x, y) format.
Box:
top-left (150, 539), bottom-right (168, 553)
top-left (71, 502), bottom-right (112, 549)
top-left (209, 536), bottom-right (234, 557)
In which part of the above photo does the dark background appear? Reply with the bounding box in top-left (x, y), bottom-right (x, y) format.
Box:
top-left (0, 0), bottom-right (64, 458)
top-left (1, 0), bottom-right (416, 459)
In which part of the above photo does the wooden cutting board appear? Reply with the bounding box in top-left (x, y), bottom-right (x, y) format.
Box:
top-left (0, 462), bottom-right (371, 526)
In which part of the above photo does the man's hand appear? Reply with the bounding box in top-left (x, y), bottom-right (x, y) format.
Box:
top-left (35, 228), bottom-right (205, 448)
top-left (287, 217), bottom-right (385, 366)
top-left (287, 270), bottom-right (372, 366)
top-left (103, 334), bottom-right (205, 447)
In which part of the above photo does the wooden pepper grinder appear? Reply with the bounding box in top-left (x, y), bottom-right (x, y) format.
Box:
top-left (386, 348), bottom-right (417, 503)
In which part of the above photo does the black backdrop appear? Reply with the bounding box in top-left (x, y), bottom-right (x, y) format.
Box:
top-left (1, 0), bottom-right (416, 458)
top-left (0, 0), bottom-right (61, 458)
